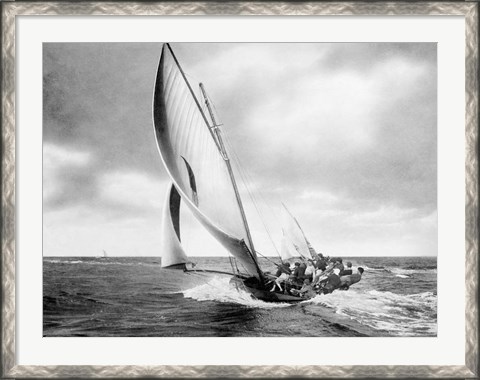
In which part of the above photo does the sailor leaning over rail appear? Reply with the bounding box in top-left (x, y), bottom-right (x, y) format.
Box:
top-left (270, 262), bottom-right (291, 292)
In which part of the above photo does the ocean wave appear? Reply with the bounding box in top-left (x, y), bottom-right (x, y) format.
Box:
top-left (404, 264), bottom-right (437, 270)
top-left (389, 267), bottom-right (437, 275)
top-left (360, 265), bottom-right (436, 275)
top-left (361, 265), bottom-right (385, 270)
top-left (182, 277), bottom-right (292, 309)
top-left (44, 259), bottom-right (87, 264)
top-left (45, 259), bottom-right (157, 267)
top-left (309, 289), bottom-right (437, 336)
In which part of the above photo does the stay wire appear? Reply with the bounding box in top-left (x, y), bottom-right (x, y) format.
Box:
top-left (204, 94), bottom-right (277, 251)
top-left (179, 76), bottom-right (284, 277)
top-left (190, 81), bottom-right (262, 277)
top-left (226, 137), bottom-right (281, 259)
top-left (203, 90), bottom-right (283, 269)
top-left (217, 124), bottom-right (282, 246)
top-left (221, 130), bottom-right (282, 260)
top-left (226, 138), bottom-right (279, 255)
top-left (255, 249), bottom-right (282, 267)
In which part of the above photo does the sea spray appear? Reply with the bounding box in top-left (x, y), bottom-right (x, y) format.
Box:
top-left (182, 276), bottom-right (292, 309)
top-left (44, 256), bottom-right (437, 337)
top-left (309, 289), bottom-right (437, 336)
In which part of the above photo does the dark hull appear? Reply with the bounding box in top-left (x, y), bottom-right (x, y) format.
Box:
top-left (230, 277), bottom-right (305, 303)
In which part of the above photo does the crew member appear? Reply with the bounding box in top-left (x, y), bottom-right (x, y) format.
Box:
top-left (340, 261), bottom-right (353, 276)
top-left (339, 267), bottom-right (364, 290)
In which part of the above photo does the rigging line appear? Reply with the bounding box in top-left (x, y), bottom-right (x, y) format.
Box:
top-left (184, 72), bottom-right (200, 87)
top-left (225, 139), bottom-right (278, 254)
top-left (228, 146), bottom-right (281, 259)
top-left (238, 259), bottom-right (250, 277)
top-left (229, 256), bottom-right (238, 275)
top-left (213, 121), bottom-right (282, 243)
top-left (236, 154), bottom-right (283, 235)
top-left (218, 131), bottom-right (265, 221)
top-left (199, 85), bottom-right (263, 282)
top-left (221, 132), bottom-right (282, 259)
top-left (234, 258), bottom-right (241, 274)
top-left (208, 123), bottom-right (283, 229)
top-left (226, 251), bottom-right (249, 276)
top-left (204, 90), bottom-right (282, 262)
top-left (242, 166), bottom-right (284, 254)
top-left (204, 92), bottom-right (276, 249)
top-left (255, 250), bottom-right (282, 267)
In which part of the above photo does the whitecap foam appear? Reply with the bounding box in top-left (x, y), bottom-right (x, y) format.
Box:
top-left (44, 259), bottom-right (63, 264)
top-left (308, 289), bottom-right (437, 336)
top-left (359, 265), bottom-right (384, 272)
top-left (46, 259), bottom-right (86, 264)
top-left (48, 260), bottom-right (157, 267)
top-left (182, 277), bottom-right (293, 309)
top-left (360, 265), bottom-right (437, 275)
top-left (389, 267), bottom-right (437, 275)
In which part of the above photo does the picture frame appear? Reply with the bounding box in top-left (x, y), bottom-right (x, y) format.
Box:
top-left (1, 1), bottom-right (478, 378)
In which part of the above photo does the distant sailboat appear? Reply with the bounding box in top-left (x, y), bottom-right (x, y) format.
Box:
top-left (103, 250), bottom-right (108, 258)
top-left (152, 43), bottom-right (303, 302)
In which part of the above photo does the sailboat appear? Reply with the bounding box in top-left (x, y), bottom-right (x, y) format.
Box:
top-left (152, 43), bottom-right (304, 303)
top-left (96, 249), bottom-right (108, 259)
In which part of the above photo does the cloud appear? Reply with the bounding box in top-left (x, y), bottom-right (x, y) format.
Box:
top-left (209, 44), bottom-right (437, 217)
top-left (43, 205), bottom-right (164, 256)
top-left (43, 143), bottom-right (97, 209)
top-left (44, 142), bottom-right (168, 219)
top-left (43, 169), bottom-right (171, 256)
top-left (43, 43), bottom-right (437, 256)
top-left (98, 171), bottom-right (166, 218)
top-left (43, 43), bottom-right (163, 174)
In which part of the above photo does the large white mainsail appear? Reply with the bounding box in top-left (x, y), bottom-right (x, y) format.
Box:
top-left (153, 44), bottom-right (261, 278)
top-left (280, 204), bottom-right (314, 261)
top-left (160, 183), bottom-right (190, 268)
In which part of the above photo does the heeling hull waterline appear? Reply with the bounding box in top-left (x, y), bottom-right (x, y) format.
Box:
top-left (230, 277), bottom-right (305, 303)
top-left (152, 43), bottom-right (304, 303)
top-left (174, 269), bottom-right (305, 303)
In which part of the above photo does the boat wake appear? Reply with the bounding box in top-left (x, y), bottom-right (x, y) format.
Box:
top-left (306, 289), bottom-right (437, 336)
top-left (182, 277), bottom-right (293, 309)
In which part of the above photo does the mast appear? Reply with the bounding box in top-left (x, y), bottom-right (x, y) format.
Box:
top-left (282, 203), bottom-right (313, 260)
top-left (295, 220), bottom-right (318, 259)
top-left (283, 202), bottom-right (309, 243)
top-left (199, 83), bottom-right (264, 282)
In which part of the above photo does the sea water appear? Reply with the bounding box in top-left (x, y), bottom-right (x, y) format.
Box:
top-left (43, 256), bottom-right (436, 337)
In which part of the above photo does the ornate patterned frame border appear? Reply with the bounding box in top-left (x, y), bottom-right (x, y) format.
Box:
top-left (1, 1), bottom-right (478, 378)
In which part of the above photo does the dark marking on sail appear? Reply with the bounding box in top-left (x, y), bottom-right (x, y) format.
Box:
top-left (181, 156), bottom-right (199, 206)
top-left (169, 184), bottom-right (181, 241)
top-left (153, 44), bottom-right (168, 138)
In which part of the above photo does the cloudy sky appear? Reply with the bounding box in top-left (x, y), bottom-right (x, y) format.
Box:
top-left (43, 43), bottom-right (437, 257)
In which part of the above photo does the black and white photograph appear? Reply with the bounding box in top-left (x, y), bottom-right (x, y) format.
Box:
top-left (43, 42), bottom-right (437, 338)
